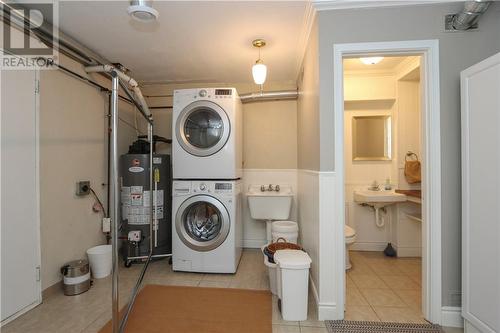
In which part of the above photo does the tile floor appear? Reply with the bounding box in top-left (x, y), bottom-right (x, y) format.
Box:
top-left (3, 249), bottom-right (326, 333)
top-left (345, 250), bottom-right (425, 323)
top-left (3, 249), bottom-right (463, 333)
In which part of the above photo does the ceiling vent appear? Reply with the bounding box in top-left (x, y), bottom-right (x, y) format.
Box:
top-left (445, 0), bottom-right (492, 31)
top-left (127, 0), bottom-right (159, 22)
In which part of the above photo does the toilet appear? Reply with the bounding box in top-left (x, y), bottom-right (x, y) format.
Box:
top-left (345, 225), bottom-right (356, 270)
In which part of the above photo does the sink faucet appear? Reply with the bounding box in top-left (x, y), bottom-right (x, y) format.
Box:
top-left (260, 185), bottom-right (266, 192)
top-left (268, 184), bottom-right (274, 191)
top-left (369, 180), bottom-right (380, 191)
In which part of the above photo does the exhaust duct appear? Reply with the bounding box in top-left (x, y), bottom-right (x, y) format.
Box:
top-left (446, 0), bottom-right (492, 31)
top-left (240, 90), bottom-right (298, 103)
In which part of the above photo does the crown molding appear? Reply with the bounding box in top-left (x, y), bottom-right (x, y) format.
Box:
top-left (312, 0), bottom-right (445, 11)
top-left (295, 1), bottom-right (317, 80)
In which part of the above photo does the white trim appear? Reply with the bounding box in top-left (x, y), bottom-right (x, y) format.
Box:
top-left (309, 275), bottom-right (338, 320)
top-left (242, 239), bottom-right (267, 249)
top-left (333, 40), bottom-right (442, 323)
top-left (313, 0), bottom-right (445, 11)
top-left (296, 2), bottom-right (317, 77)
top-left (350, 242), bottom-right (389, 252)
top-left (442, 306), bottom-right (464, 328)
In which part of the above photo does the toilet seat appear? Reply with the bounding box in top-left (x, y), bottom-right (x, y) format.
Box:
top-left (345, 225), bottom-right (356, 243)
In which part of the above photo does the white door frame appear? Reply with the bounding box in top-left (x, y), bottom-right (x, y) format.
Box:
top-left (333, 40), bottom-right (442, 323)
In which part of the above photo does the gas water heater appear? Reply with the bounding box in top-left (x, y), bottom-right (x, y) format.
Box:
top-left (120, 152), bottom-right (171, 266)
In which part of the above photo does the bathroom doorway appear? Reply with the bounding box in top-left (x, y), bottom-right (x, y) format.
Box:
top-left (332, 41), bottom-right (442, 324)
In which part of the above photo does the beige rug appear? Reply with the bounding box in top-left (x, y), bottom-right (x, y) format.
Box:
top-left (99, 284), bottom-right (272, 333)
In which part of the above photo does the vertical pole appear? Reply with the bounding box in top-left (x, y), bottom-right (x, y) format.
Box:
top-left (110, 71), bottom-right (120, 333)
top-left (148, 120), bottom-right (154, 254)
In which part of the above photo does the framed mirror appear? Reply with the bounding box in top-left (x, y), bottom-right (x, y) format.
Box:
top-left (352, 115), bottom-right (392, 161)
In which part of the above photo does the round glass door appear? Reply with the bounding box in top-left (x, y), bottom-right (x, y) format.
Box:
top-left (176, 101), bottom-right (230, 157)
top-left (175, 195), bottom-right (230, 252)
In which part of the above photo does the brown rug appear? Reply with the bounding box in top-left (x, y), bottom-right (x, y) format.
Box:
top-left (326, 320), bottom-right (443, 333)
top-left (99, 284), bottom-right (272, 333)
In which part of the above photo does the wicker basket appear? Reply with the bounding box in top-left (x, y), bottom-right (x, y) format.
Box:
top-left (266, 237), bottom-right (302, 255)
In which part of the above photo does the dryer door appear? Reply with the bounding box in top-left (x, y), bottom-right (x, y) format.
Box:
top-left (176, 100), bottom-right (230, 157)
top-left (175, 195), bottom-right (230, 252)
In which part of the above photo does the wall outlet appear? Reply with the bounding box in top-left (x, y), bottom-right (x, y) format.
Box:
top-left (76, 181), bottom-right (90, 196)
top-left (102, 218), bottom-right (111, 233)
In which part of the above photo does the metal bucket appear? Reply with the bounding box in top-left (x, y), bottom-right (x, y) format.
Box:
top-left (60, 259), bottom-right (91, 296)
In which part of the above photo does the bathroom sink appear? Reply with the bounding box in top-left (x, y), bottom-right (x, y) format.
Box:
top-left (247, 185), bottom-right (293, 220)
top-left (354, 189), bottom-right (407, 205)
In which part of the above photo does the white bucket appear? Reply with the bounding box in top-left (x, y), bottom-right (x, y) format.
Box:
top-left (261, 246), bottom-right (278, 295)
top-left (272, 221), bottom-right (299, 244)
top-left (86, 245), bottom-right (112, 279)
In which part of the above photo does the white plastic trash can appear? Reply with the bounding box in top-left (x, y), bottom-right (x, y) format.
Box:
top-left (262, 246), bottom-right (278, 295)
top-left (86, 245), bottom-right (112, 279)
top-left (274, 249), bottom-right (312, 321)
top-left (271, 221), bottom-right (299, 244)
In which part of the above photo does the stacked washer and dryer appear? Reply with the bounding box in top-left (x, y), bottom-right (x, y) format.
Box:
top-left (172, 88), bottom-right (243, 273)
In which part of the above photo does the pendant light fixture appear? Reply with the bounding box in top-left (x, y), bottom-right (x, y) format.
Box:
top-left (252, 39), bottom-right (267, 86)
top-left (127, 0), bottom-right (159, 22)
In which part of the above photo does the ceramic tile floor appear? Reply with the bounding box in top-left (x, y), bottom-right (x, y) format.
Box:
top-left (3, 249), bottom-right (325, 333)
top-left (3, 249), bottom-right (463, 333)
top-left (345, 250), bottom-right (426, 324)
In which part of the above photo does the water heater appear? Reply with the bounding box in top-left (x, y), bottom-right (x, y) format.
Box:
top-left (120, 154), bottom-right (171, 265)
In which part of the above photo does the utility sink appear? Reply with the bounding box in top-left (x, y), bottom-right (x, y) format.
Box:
top-left (247, 185), bottom-right (293, 243)
top-left (354, 189), bottom-right (407, 205)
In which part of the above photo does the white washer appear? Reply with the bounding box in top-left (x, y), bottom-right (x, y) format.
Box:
top-left (172, 180), bottom-right (242, 273)
top-left (172, 88), bottom-right (243, 180)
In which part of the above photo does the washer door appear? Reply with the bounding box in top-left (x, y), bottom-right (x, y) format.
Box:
top-left (175, 195), bottom-right (230, 252)
top-left (176, 100), bottom-right (230, 157)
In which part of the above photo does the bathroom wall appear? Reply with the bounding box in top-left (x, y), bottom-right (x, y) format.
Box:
top-left (344, 64), bottom-right (422, 252)
top-left (343, 73), bottom-right (398, 251)
top-left (141, 81), bottom-right (298, 248)
top-left (317, 1), bottom-right (500, 308)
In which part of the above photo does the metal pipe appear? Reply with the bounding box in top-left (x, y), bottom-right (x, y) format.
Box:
top-left (86, 65), bottom-right (152, 120)
top-left (239, 90), bottom-right (298, 103)
top-left (119, 80), bottom-right (153, 125)
top-left (452, 0), bottom-right (492, 30)
top-left (110, 71), bottom-right (120, 333)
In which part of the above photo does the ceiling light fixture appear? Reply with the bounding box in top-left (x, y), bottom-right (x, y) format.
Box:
top-left (252, 39), bottom-right (267, 86)
top-left (360, 57), bottom-right (384, 65)
top-left (127, 0), bottom-right (159, 22)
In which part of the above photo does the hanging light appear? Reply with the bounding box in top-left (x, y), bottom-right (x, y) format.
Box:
top-left (252, 39), bottom-right (267, 85)
top-left (360, 57), bottom-right (384, 65)
top-left (127, 0), bottom-right (159, 22)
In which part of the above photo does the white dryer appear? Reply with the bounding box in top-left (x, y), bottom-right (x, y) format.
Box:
top-left (172, 180), bottom-right (242, 273)
top-left (172, 88), bottom-right (243, 180)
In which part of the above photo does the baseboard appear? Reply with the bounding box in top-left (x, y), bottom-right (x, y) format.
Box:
top-left (309, 275), bottom-right (340, 320)
top-left (441, 306), bottom-right (464, 328)
top-left (350, 242), bottom-right (388, 252)
top-left (397, 247), bottom-right (422, 258)
top-left (243, 239), bottom-right (266, 249)
top-left (42, 280), bottom-right (62, 299)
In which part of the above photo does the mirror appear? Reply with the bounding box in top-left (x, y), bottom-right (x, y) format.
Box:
top-left (352, 115), bottom-right (392, 161)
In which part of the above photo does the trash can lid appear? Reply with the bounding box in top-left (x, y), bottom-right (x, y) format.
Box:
top-left (274, 250), bottom-right (311, 269)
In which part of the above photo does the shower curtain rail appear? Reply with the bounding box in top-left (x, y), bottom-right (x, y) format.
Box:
top-left (92, 66), bottom-right (154, 333)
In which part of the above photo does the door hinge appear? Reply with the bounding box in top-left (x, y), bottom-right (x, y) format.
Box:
top-left (36, 266), bottom-right (41, 281)
top-left (35, 79), bottom-right (40, 94)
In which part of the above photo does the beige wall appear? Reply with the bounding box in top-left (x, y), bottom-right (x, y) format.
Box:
top-left (39, 55), bottom-right (143, 290)
top-left (318, 2), bottom-right (500, 307)
top-left (141, 82), bottom-right (297, 169)
top-left (297, 18), bottom-right (320, 171)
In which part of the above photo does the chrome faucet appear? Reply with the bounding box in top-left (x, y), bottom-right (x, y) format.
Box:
top-left (275, 185), bottom-right (280, 192)
top-left (268, 184), bottom-right (274, 191)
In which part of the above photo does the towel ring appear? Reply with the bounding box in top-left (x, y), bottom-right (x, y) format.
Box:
top-left (405, 151), bottom-right (419, 161)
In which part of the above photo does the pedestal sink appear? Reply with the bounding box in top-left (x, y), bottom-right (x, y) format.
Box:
top-left (247, 185), bottom-right (293, 243)
top-left (354, 189), bottom-right (407, 227)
